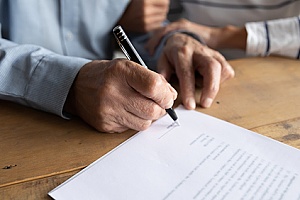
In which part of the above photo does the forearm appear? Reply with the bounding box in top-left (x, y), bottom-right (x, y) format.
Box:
top-left (197, 16), bottom-right (300, 60)
top-left (208, 26), bottom-right (247, 50)
top-left (0, 38), bottom-right (90, 117)
top-left (169, 20), bottom-right (247, 50)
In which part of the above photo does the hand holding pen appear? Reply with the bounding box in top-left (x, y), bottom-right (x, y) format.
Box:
top-left (65, 25), bottom-right (178, 133)
top-left (67, 58), bottom-right (178, 133)
top-left (113, 25), bottom-right (179, 124)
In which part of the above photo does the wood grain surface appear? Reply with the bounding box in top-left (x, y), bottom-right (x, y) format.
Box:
top-left (1, 56), bottom-right (299, 199)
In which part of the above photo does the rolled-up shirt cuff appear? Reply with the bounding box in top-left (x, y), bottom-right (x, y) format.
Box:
top-left (245, 21), bottom-right (268, 56)
top-left (25, 53), bottom-right (90, 118)
top-left (246, 16), bottom-right (300, 59)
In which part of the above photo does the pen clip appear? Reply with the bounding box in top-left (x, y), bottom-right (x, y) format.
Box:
top-left (113, 25), bottom-right (147, 68)
top-left (118, 43), bottom-right (131, 60)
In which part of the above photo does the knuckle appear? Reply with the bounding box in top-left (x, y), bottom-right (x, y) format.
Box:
top-left (210, 84), bottom-right (220, 94)
top-left (222, 64), bottom-right (235, 79)
top-left (146, 105), bottom-right (162, 119)
top-left (95, 113), bottom-right (115, 133)
top-left (97, 114), bottom-right (126, 133)
top-left (178, 45), bottom-right (190, 56)
top-left (215, 51), bottom-right (225, 59)
top-left (98, 123), bottom-right (114, 133)
top-left (147, 75), bottom-right (164, 97)
top-left (139, 120), bottom-right (152, 131)
top-left (206, 59), bottom-right (222, 70)
top-left (227, 68), bottom-right (235, 78)
top-left (113, 59), bottom-right (126, 70)
top-left (159, 73), bottom-right (167, 81)
top-left (99, 81), bottom-right (115, 97)
top-left (108, 59), bottom-right (125, 75)
top-left (178, 18), bottom-right (189, 27)
top-left (96, 107), bottom-right (110, 123)
top-left (145, 105), bottom-right (156, 117)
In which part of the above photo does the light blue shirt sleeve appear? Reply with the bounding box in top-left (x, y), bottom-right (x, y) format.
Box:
top-left (0, 0), bottom-right (129, 118)
top-left (0, 37), bottom-right (90, 117)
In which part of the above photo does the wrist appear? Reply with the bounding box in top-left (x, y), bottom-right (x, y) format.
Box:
top-left (210, 25), bottom-right (247, 50)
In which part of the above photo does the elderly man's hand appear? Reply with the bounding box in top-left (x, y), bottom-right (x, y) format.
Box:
top-left (157, 33), bottom-right (235, 109)
top-left (65, 59), bottom-right (177, 133)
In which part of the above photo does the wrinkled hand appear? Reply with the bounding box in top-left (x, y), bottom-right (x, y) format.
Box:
top-left (157, 33), bottom-right (234, 109)
top-left (118, 0), bottom-right (169, 32)
top-left (65, 59), bottom-right (177, 133)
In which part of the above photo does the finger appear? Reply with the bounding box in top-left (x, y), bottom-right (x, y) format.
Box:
top-left (112, 110), bottom-right (154, 132)
top-left (174, 46), bottom-right (196, 110)
top-left (124, 61), bottom-right (176, 109)
top-left (93, 112), bottom-right (129, 133)
top-left (196, 56), bottom-right (222, 108)
top-left (126, 118), bottom-right (152, 131)
top-left (157, 54), bottom-right (178, 101)
top-left (119, 112), bottom-right (154, 131)
top-left (157, 52), bottom-right (173, 81)
top-left (95, 98), bottom-right (160, 132)
top-left (213, 53), bottom-right (235, 83)
top-left (123, 90), bottom-right (166, 120)
top-left (103, 125), bottom-right (129, 134)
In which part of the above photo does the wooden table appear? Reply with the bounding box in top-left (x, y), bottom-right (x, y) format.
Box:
top-left (1, 57), bottom-right (300, 199)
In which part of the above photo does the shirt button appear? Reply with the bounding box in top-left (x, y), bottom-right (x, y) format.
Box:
top-left (65, 31), bottom-right (74, 41)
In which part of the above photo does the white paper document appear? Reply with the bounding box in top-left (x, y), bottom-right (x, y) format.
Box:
top-left (49, 107), bottom-right (300, 200)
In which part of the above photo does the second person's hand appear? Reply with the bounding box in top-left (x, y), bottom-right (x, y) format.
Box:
top-left (157, 33), bottom-right (235, 109)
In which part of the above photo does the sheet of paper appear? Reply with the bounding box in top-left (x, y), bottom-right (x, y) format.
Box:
top-left (49, 106), bottom-right (300, 200)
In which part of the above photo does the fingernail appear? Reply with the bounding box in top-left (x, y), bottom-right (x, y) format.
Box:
top-left (186, 98), bottom-right (196, 110)
top-left (202, 98), bottom-right (213, 108)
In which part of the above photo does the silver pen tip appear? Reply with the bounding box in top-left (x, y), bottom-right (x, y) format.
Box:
top-left (175, 120), bottom-right (180, 126)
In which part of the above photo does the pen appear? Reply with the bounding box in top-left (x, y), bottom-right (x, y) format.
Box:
top-left (113, 25), bottom-right (178, 123)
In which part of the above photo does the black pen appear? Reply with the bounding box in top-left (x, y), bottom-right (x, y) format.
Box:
top-left (113, 25), bottom-right (178, 123)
